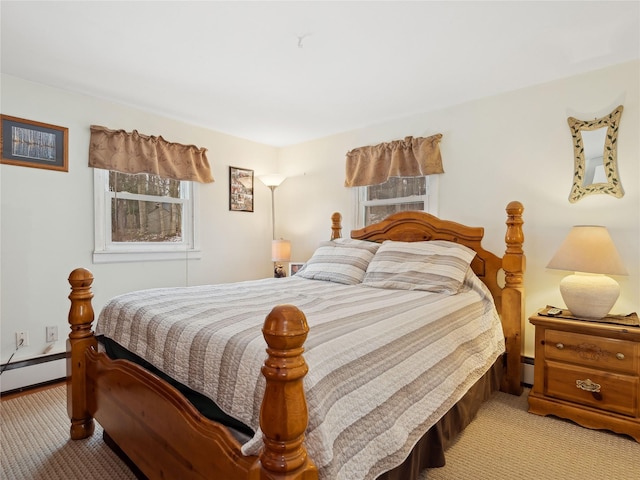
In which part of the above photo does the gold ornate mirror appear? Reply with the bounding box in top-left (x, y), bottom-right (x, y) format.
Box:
top-left (567, 105), bottom-right (624, 203)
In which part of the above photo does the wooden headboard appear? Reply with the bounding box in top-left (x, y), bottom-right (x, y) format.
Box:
top-left (331, 201), bottom-right (526, 395)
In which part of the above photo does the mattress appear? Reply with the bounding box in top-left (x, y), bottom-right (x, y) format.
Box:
top-left (96, 273), bottom-right (504, 480)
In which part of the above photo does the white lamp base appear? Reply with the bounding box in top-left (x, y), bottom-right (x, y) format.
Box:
top-left (559, 273), bottom-right (620, 319)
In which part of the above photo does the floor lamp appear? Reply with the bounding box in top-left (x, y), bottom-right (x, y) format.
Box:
top-left (258, 174), bottom-right (291, 277)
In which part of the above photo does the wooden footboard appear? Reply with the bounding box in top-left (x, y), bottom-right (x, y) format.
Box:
top-left (67, 269), bottom-right (318, 480)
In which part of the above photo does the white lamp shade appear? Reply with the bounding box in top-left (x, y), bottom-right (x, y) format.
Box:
top-left (258, 174), bottom-right (286, 188)
top-left (547, 225), bottom-right (627, 319)
top-left (546, 226), bottom-right (627, 276)
top-left (272, 239), bottom-right (291, 262)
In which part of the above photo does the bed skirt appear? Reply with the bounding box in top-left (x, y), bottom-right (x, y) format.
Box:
top-left (378, 359), bottom-right (502, 479)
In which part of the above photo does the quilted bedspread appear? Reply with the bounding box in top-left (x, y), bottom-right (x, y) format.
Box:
top-left (96, 273), bottom-right (504, 480)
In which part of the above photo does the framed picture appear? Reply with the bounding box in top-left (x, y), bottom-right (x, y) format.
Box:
top-left (229, 166), bottom-right (254, 212)
top-left (1, 115), bottom-right (68, 172)
top-left (289, 262), bottom-right (304, 276)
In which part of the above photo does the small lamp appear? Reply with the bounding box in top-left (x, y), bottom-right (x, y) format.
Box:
top-left (258, 174), bottom-right (291, 277)
top-left (272, 239), bottom-right (291, 278)
top-left (547, 225), bottom-right (627, 319)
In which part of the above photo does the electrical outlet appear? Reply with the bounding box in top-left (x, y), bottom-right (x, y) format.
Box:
top-left (46, 326), bottom-right (58, 342)
top-left (16, 331), bottom-right (29, 348)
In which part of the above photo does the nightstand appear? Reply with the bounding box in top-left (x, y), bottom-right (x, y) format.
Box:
top-left (528, 310), bottom-right (640, 442)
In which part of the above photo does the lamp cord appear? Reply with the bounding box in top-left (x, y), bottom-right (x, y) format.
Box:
top-left (0, 339), bottom-right (23, 376)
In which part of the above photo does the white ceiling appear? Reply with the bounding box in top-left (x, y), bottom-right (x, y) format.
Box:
top-left (1, 1), bottom-right (639, 147)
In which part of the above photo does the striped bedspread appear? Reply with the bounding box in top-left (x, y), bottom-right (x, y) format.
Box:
top-left (96, 272), bottom-right (504, 480)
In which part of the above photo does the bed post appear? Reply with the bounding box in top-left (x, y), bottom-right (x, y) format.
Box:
top-left (67, 268), bottom-right (97, 440)
top-left (250, 305), bottom-right (318, 480)
top-left (331, 212), bottom-right (342, 240)
top-left (501, 201), bottom-right (525, 396)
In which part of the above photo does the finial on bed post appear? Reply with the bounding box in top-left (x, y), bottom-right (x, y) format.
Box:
top-left (250, 305), bottom-right (318, 480)
top-left (331, 212), bottom-right (342, 240)
top-left (501, 201), bottom-right (525, 395)
top-left (67, 268), bottom-right (97, 440)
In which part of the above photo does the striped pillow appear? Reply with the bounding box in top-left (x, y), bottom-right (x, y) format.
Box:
top-left (330, 238), bottom-right (381, 252)
top-left (295, 240), bottom-right (379, 285)
top-left (363, 240), bottom-right (476, 294)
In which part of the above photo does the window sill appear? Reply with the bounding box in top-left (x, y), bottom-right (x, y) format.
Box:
top-left (93, 249), bottom-right (202, 264)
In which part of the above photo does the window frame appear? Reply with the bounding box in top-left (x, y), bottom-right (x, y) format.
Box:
top-left (353, 175), bottom-right (439, 228)
top-left (93, 168), bottom-right (201, 263)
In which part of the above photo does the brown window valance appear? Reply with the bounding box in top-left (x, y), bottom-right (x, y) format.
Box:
top-left (344, 134), bottom-right (443, 187)
top-left (89, 125), bottom-right (213, 183)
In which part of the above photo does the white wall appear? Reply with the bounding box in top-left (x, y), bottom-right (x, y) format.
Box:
top-left (0, 74), bottom-right (279, 367)
top-left (1, 60), bottom-right (638, 378)
top-left (277, 61), bottom-right (640, 358)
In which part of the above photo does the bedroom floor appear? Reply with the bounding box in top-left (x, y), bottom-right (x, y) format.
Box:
top-left (1, 384), bottom-right (638, 480)
top-left (423, 387), bottom-right (639, 480)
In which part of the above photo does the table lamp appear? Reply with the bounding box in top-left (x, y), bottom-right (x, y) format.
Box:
top-left (272, 239), bottom-right (291, 278)
top-left (546, 225), bottom-right (627, 319)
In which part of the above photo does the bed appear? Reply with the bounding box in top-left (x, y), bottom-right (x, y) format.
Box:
top-left (67, 201), bottom-right (525, 480)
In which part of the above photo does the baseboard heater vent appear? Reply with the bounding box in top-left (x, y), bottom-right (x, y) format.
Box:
top-left (1, 354), bottom-right (535, 395)
top-left (522, 356), bottom-right (534, 388)
top-left (1, 353), bottom-right (66, 395)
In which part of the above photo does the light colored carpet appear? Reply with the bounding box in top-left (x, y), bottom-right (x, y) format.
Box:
top-left (423, 387), bottom-right (640, 480)
top-left (1, 386), bottom-right (136, 480)
top-left (1, 385), bottom-right (638, 479)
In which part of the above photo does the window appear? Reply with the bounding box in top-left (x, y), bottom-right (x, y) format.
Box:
top-left (93, 169), bottom-right (200, 263)
top-left (354, 175), bottom-right (439, 228)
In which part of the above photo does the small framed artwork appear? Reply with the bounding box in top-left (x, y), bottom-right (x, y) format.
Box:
top-left (229, 166), bottom-right (254, 212)
top-left (1, 115), bottom-right (69, 172)
top-left (289, 262), bottom-right (304, 276)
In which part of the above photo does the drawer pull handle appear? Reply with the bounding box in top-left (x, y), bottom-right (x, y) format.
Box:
top-left (555, 343), bottom-right (564, 350)
top-left (576, 379), bottom-right (601, 393)
top-left (616, 353), bottom-right (625, 360)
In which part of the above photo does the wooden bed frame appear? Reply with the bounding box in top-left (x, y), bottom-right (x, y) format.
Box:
top-left (67, 201), bottom-right (524, 480)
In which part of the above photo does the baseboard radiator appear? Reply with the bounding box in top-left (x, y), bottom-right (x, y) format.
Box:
top-left (1, 353), bottom-right (66, 395)
top-left (2, 353), bottom-right (535, 396)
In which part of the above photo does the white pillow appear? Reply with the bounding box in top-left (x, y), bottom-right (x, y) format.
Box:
top-left (362, 240), bottom-right (476, 294)
top-left (295, 240), bottom-right (379, 285)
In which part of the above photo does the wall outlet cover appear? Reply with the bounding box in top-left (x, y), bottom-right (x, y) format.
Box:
top-left (46, 326), bottom-right (58, 342)
top-left (16, 331), bottom-right (29, 348)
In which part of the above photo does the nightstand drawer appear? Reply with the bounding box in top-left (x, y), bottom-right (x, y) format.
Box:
top-left (546, 361), bottom-right (639, 417)
top-left (545, 329), bottom-right (638, 374)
